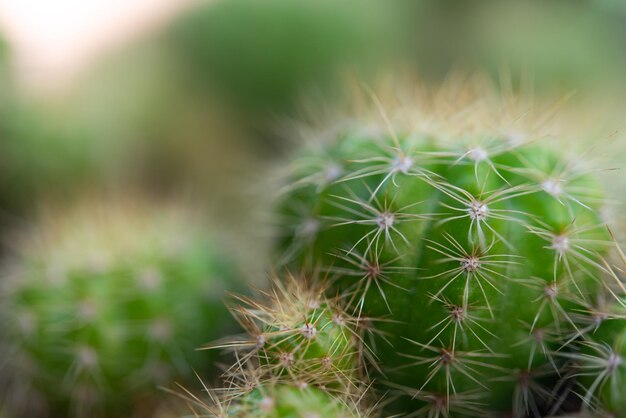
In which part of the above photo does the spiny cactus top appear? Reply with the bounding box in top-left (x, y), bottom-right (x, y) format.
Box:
top-left (189, 273), bottom-right (372, 417)
top-left (224, 275), bottom-right (363, 391)
top-left (0, 198), bottom-right (240, 418)
top-left (276, 79), bottom-right (618, 417)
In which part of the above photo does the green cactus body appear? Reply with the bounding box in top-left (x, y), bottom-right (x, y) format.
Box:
top-left (225, 276), bottom-right (361, 394)
top-left (229, 383), bottom-right (362, 418)
top-left (0, 199), bottom-right (239, 417)
top-left (570, 303), bottom-right (626, 417)
top-left (277, 127), bottom-right (610, 416)
top-left (192, 276), bottom-right (368, 417)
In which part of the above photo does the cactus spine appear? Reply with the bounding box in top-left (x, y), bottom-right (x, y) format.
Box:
top-left (275, 80), bottom-right (617, 416)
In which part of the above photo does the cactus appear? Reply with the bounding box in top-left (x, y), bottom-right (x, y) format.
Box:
top-left (561, 247), bottom-right (626, 417)
top-left (570, 316), bottom-right (626, 417)
top-left (274, 80), bottom-right (616, 416)
top-left (223, 274), bottom-right (363, 391)
top-left (185, 380), bottom-right (367, 418)
top-left (0, 197), bottom-right (240, 418)
top-left (225, 382), bottom-right (367, 418)
top-left (181, 273), bottom-right (373, 417)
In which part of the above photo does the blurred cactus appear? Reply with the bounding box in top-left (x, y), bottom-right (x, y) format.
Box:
top-left (226, 383), bottom-right (366, 418)
top-left (273, 78), bottom-right (618, 416)
top-left (0, 197), bottom-right (241, 418)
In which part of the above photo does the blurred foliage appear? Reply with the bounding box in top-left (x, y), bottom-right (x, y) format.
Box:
top-left (1, 0), bottom-right (625, 259)
top-left (403, 0), bottom-right (626, 93)
top-left (168, 0), bottom-right (399, 113)
top-left (0, 103), bottom-right (98, 215)
top-left (0, 0), bottom-right (624, 241)
top-left (0, 196), bottom-right (242, 417)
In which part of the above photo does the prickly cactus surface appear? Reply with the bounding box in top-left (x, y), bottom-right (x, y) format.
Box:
top-left (276, 97), bottom-right (613, 416)
top-left (190, 275), bottom-right (370, 417)
top-left (226, 276), bottom-right (361, 391)
top-left (228, 383), bottom-right (364, 418)
top-left (0, 199), bottom-right (239, 418)
top-left (574, 314), bottom-right (626, 416)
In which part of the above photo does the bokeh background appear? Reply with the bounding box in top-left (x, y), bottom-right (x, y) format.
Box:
top-left (0, 0), bottom-right (625, 417)
top-left (1, 0), bottom-right (625, 220)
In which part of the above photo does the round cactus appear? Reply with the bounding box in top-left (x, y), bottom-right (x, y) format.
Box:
top-left (184, 273), bottom-right (371, 417)
top-left (0, 197), bottom-right (241, 418)
top-left (216, 274), bottom-right (366, 395)
top-left (274, 81), bottom-right (615, 416)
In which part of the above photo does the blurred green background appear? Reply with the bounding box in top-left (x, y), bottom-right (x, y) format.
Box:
top-left (1, 0), bottom-right (624, 236)
top-left (2, 0), bottom-right (626, 218)
top-left (0, 0), bottom-right (625, 416)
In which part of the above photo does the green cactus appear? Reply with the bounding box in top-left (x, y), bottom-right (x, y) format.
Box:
top-left (571, 317), bottom-right (626, 416)
top-left (226, 382), bottom-right (366, 418)
top-left (560, 249), bottom-right (626, 418)
top-left (183, 273), bottom-right (370, 417)
top-left (217, 274), bottom-right (367, 393)
top-left (274, 86), bottom-right (614, 416)
top-left (185, 378), bottom-right (368, 418)
top-left (0, 198), bottom-right (240, 418)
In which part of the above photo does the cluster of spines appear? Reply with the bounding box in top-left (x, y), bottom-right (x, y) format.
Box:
top-left (274, 96), bottom-right (622, 417)
top-left (187, 273), bottom-right (375, 417)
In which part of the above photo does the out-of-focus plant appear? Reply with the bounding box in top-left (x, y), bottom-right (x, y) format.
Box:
top-left (167, 0), bottom-right (398, 115)
top-left (0, 196), bottom-right (242, 418)
top-left (402, 0), bottom-right (626, 95)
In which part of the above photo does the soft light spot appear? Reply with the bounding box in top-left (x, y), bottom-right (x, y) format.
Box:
top-left (76, 346), bottom-right (98, 369)
top-left (149, 318), bottom-right (172, 342)
top-left (259, 396), bottom-right (275, 412)
top-left (541, 179), bottom-right (564, 197)
top-left (467, 147), bottom-right (488, 162)
top-left (550, 234), bottom-right (570, 254)
top-left (298, 218), bottom-right (320, 239)
top-left (324, 163), bottom-right (343, 183)
top-left (392, 155), bottom-right (413, 174)
top-left (137, 267), bottom-right (162, 291)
